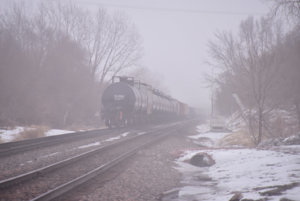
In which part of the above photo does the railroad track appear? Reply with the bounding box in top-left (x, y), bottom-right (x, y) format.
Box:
top-left (0, 127), bottom-right (130, 158)
top-left (0, 121), bottom-right (193, 201)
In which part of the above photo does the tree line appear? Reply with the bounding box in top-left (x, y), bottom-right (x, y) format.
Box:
top-left (0, 1), bottom-right (142, 128)
top-left (209, 0), bottom-right (300, 145)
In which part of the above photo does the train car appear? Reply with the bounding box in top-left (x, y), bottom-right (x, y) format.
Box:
top-left (101, 76), bottom-right (180, 127)
top-left (178, 101), bottom-right (190, 118)
top-left (188, 107), bottom-right (202, 118)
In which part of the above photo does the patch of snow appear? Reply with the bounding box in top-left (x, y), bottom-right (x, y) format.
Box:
top-left (78, 142), bottom-right (101, 149)
top-left (0, 127), bottom-right (25, 142)
top-left (284, 186), bottom-right (300, 200)
top-left (176, 147), bottom-right (300, 200)
top-left (121, 132), bottom-right (130, 137)
top-left (0, 127), bottom-right (76, 142)
top-left (138, 132), bottom-right (146, 135)
top-left (173, 124), bottom-right (300, 201)
top-left (209, 148), bottom-right (299, 190)
top-left (39, 152), bottom-right (60, 159)
top-left (196, 124), bottom-right (210, 133)
top-left (45, 129), bottom-right (74, 136)
top-left (189, 131), bottom-right (231, 147)
top-left (259, 132), bottom-right (300, 147)
top-left (104, 136), bottom-right (121, 142)
top-left (103, 131), bottom-right (132, 142)
top-left (226, 112), bottom-right (246, 132)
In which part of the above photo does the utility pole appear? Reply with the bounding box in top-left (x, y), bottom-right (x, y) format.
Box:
top-left (210, 67), bottom-right (215, 119)
top-left (210, 67), bottom-right (215, 129)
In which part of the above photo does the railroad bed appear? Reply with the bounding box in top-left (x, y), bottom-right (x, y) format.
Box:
top-left (0, 127), bottom-right (129, 157)
top-left (0, 120), bottom-right (197, 201)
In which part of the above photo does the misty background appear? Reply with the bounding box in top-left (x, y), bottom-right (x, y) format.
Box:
top-left (0, 0), bottom-right (271, 111)
top-left (0, 0), bottom-right (299, 146)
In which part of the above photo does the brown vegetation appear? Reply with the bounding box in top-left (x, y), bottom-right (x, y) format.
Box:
top-left (209, 2), bottom-right (300, 145)
top-left (0, 1), bottom-right (141, 128)
top-left (219, 129), bottom-right (254, 147)
top-left (13, 126), bottom-right (48, 141)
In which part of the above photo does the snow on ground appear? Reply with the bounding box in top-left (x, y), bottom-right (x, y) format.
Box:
top-left (174, 124), bottom-right (300, 201)
top-left (0, 126), bottom-right (134, 150)
top-left (121, 132), bottom-right (130, 137)
top-left (77, 132), bottom-right (133, 148)
top-left (189, 131), bottom-right (230, 147)
top-left (104, 132), bottom-right (133, 142)
top-left (0, 127), bottom-right (25, 142)
top-left (78, 142), bottom-right (101, 149)
top-left (138, 131), bottom-right (146, 135)
top-left (0, 127), bottom-right (75, 142)
top-left (189, 125), bottom-right (231, 147)
top-left (196, 124), bottom-right (210, 133)
top-left (104, 136), bottom-right (121, 142)
top-left (45, 129), bottom-right (74, 136)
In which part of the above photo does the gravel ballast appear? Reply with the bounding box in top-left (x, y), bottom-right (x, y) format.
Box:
top-left (60, 125), bottom-right (199, 201)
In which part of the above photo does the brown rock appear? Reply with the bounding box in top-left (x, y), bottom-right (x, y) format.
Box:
top-left (229, 192), bottom-right (243, 201)
top-left (189, 152), bottom-right (215, 167)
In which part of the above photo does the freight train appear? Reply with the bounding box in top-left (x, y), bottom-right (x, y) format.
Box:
top-left (101, 76), bottom-right (199, 128)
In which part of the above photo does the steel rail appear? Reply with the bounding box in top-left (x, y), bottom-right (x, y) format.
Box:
top-left (30, 124), bottom-right (182, 201)
top-left (0, 128), bottom-right (129, 158)
top-left (0, 123), bottom-right (179, 190)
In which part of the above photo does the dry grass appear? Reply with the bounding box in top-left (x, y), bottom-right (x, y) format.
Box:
top-left (14, 126), bottom-right (49, 141)
top-left (66, 124), bottom-right (94, 131)
top-left (220, 129), bottom-right (255, 147)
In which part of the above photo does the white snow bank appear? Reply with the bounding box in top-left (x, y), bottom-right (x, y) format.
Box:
top-left (77, 132), bottom-right (132, 149)
top-left (196, 124), bottom-right (210, 133)
top-left (0, 127), bottom-right (75, 143)
top-left (0, 127), bottom-right (25, 142)
top-left (189, 131), bottom-right (231, 147)
top-left (104, 136), bottom-right (121, 142)
top-left (104, 131), bottom-right (133, 142)
top-left (174, 124), bottom-right (300, 201)
top-left (45, 129), bottom-right (74, 136)
top-left (176, 147), bottom-right (300, 200)
top-left (121, 132), bottom-right (130, 137)
top-left (78, 142), bottom-right (101, 149)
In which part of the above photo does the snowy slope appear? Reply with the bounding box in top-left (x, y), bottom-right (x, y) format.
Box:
top-left (0, 127), bottom-right (25, 142)
top-left (173, 125), bottom-right (300, 201)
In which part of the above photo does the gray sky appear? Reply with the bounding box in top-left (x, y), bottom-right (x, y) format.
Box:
top-left (0, 0), bottom-right (271, 112)
top-left (74, 0), bottom-right (271, 112)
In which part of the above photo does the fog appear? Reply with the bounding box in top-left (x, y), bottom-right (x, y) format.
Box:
top-left (1, 2), bottom-right (299, 200)
top-left (71, 0), bottom-right (270, 111)
top-left (0, 0), bottom-right (270, 113)
top-left (1, 0), bottom-right (299, 129)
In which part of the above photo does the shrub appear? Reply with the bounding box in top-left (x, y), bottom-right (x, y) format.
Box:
top-left (14, 126), bottom-right (48, 141)
top-left (220, 129), bottom-right (254, 147)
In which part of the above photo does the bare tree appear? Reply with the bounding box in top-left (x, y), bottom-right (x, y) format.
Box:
top-left (0, 1), bottom-right (143, 128)
top-left (86, 10), bottom-right (142, 85)
top-left (270, 0), bottom-right (300, 19)
top-left (129, 66), bottom-right (169, 93)
top-left (209, 17), bottom-right (284, 145)
top-left (279, 26), bottom-right (300, 129)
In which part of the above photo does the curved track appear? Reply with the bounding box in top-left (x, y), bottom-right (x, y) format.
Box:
top-left (0, 121), bottom-right (193, 201)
